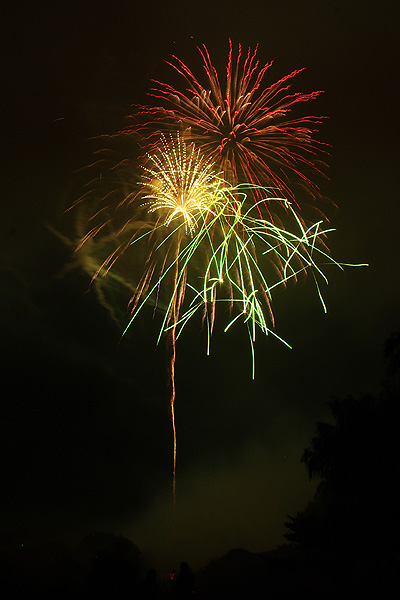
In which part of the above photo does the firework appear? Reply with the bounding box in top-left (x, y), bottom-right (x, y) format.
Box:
top-left (119, 134), bottom-right (337, 361)
top-left (71, 42), bottom-right (366, 506)
top-left (129, 40), bottom-right (328, 214)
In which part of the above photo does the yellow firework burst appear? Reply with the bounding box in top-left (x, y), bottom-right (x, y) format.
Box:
top-left (140, 133), bottom-right (226, 235)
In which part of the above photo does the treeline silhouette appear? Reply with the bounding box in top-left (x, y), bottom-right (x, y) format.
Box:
top-left (0, 533), bottom-right (144, 599)
top-left (2, 333), bottom-right (399, 598)
top-left (0, 532), bottom-right (196, 599)
top-left (285, 331), bottom-right (400, 593)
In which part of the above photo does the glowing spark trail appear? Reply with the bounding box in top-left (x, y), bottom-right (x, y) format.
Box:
top-left (72, 132), bottom-right (361, 506)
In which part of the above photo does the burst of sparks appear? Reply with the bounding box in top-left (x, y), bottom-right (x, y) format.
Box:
top-left (140, 133), bottom-right (225, 236)
top-left (120, 134), bottom-right (349, 374)
top-left (128, 39), bottom-right (329, 211)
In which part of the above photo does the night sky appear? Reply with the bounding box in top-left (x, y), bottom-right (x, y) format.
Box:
top-left (2, 0), bottom-right (399, 572)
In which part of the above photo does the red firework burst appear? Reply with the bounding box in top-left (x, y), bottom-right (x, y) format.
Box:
top-left (128, 40), bottom-right (329, 211)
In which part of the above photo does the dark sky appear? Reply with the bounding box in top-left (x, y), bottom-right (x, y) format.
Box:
top-left (2, 0), bottom-right (399, 572)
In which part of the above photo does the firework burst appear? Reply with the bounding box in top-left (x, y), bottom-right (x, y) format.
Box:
top-left (129, 40), bottom-right (329, 213)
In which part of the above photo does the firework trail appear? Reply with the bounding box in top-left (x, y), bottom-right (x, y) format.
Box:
top-left (72, 131), bottom-right (356, 505)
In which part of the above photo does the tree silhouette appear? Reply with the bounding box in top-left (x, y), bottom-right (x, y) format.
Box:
top-left (78, 533), bottom-right (144, 598)
top-left (285, 332), bottom-right (400, 590)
